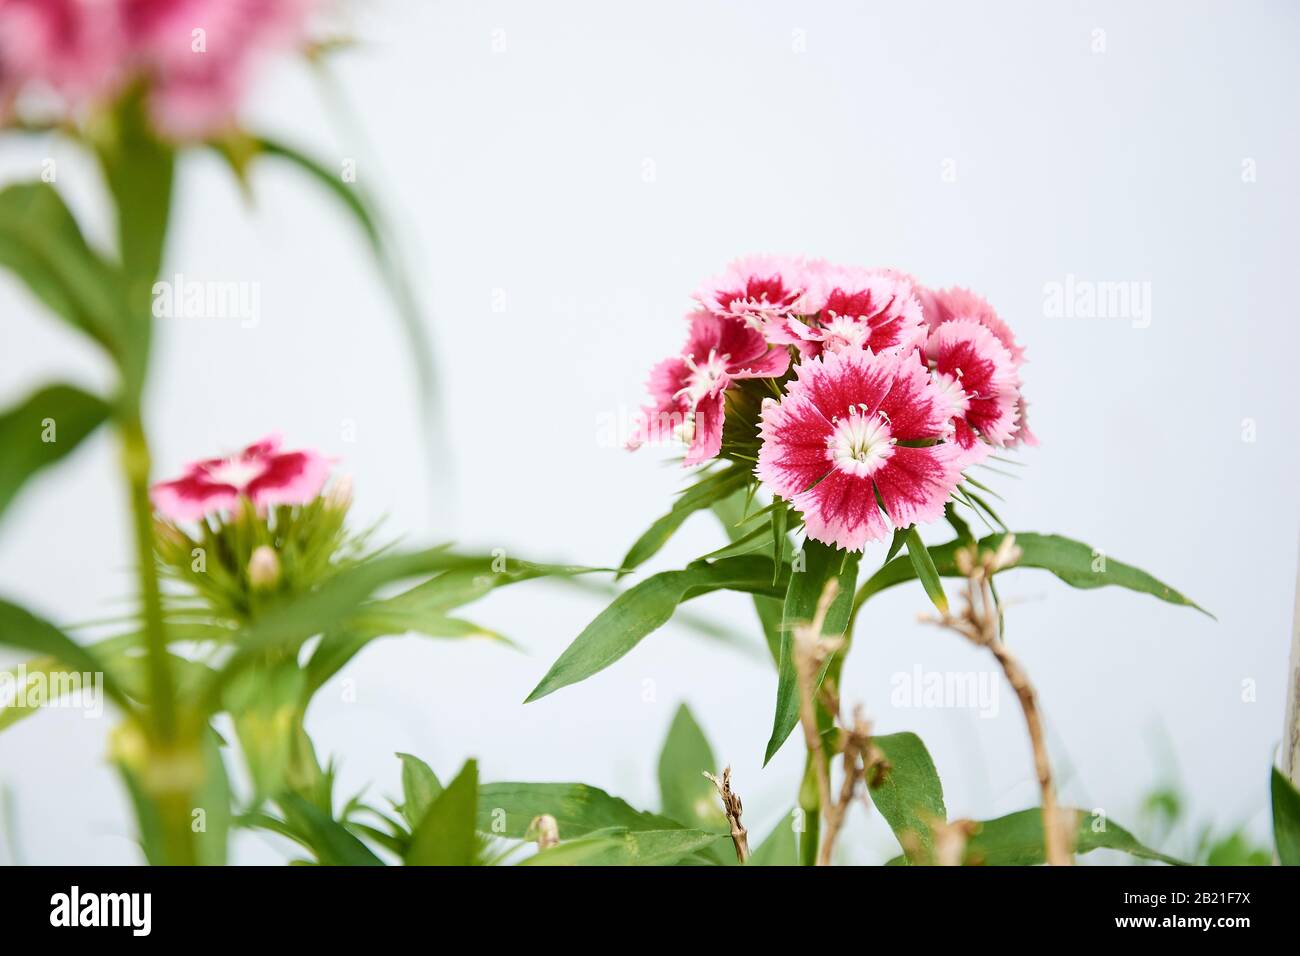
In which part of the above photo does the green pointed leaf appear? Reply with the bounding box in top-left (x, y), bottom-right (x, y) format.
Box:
top-left (476, 782), bottom-right (681, 839)
top-left (526, 555), bottom-right (786, 702)
top-left (1272, 767), bottom-right (1300, 865)
top-left (397, 753), bottom-right (443, 830)
top-left (712, 493), bottom-right (787, 662)
top-left (855, 532), bottom-right (1210, 617)
top-left (279, 794), bottom-right (385, 866)
top-left (619, 464), bottom-right (750, 574)
top-left (0, 183), bottom-right (131, 362)
top-left (771, 499), bottom-right (789, 585)
top-left (867, 732), bottom-right (947, 863)
top-left (657, 704), bottom-right (726, 833)
top-left (521, 827), bottom-right (722, 866)
top-left (406, 759), bottom-right (479, 866)
top-left (886, 807), bottom-right (1187, 866)
top-left (764, 540), bottom-right (859, 765)
top-left (748, 812), bottom-right (798, 866)
top-left (0, 384), bottom-right (110, 526)
top-left (905, 526), bottom-right (948, 613)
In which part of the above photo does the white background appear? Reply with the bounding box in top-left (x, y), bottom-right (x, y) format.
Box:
top-left (1, 0), bottom-right (1298, 864)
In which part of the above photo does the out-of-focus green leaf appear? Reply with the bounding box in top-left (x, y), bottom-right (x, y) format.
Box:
top-left (0, 182), bottom-right (131, 361)
top-left (748, 812), bottom-right (798, 866)
top-left (193, 728), bottom-right (232, 867)
top-left (0, 384), bottom-right (110, 525)
top-left (885, 807), bottom-right (1187, 866)
top-left (225, 663), bottom-right (307, 802)
top-left (397, 752), bottom-right (443, 830)
top-left (905, 526), bottom-right (948, 614)
top-left (657, 703), bottom-right (726, 834)
top-left (302, 559), bottom-right (600, 691)
top-left (1272, 767), bottom-right (1300, 865)
top-left (0, 598), bottom-right (131, 716)
top-left (92, 89), bottom-right (172, 395)
top-left (619, 464), bottom-right (751, 575)
top-left (475, 782), bottom-right (680, 839)
top-left (521, 827), bottom-right (722, 866)
top-left (764, 540), bottom-right (859, 765)
top-left (526, 555), bottom-right (787, 702)
top-left (867, 732), bottom-right (947, 863)
top-left (279, 794), bottom-right (384, 866)
top-left (406, 760), bottom-right (480, 866)
top-left (855, 532), bottom-right (1210, 617)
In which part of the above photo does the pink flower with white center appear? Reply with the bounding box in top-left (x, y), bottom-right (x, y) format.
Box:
top-left (925, 319), bottom-right (1021, 461)
top-left (122, 0), bottom-right (319, 139)
top-left (693, 255), bottom-right (816, 344)
top-left (789, 265), bottom-right (927, 358)
top-left (914, 284), bottom-right (1026, 367)
top-left (756, 348), bottom-right (964, 551)
top-left (151, 435), bottom-right (332, 521)
top-left (631, 312), bottom-right (791, 465)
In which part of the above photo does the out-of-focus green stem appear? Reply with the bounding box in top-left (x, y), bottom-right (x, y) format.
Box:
top-left (121, 413), bottom-right (175, 741)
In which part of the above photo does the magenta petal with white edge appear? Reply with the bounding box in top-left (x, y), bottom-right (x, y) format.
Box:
top-left (150, 435), bottom-right (332, 522)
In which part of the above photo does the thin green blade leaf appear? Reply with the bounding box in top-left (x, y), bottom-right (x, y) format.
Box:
top-left (748, 812), bottom-right (798, 866)
top-left (855, 532), bottom-right (1210, 617)
top-left (526, 555), bottom-right (785, 702)
top-left (764, 539), bottom-right (859, 765)
top-left (905, 526), bottom-right (949, 613)
top-left (619, 464), bottom-right (750, 574)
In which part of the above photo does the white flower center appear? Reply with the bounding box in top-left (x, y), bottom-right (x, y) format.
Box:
top-left (675, 350), bottom-right (729, 407)
top-left (207, 457), bottom-right (267, 489)
top-left (933, 370), bottom-right (969, 417)
top-left (827, 406), bottom-right (895, 477)
top-left (820, 313), bottom-right (870, 352)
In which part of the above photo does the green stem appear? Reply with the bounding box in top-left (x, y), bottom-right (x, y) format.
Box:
top-left (121, 413), bottom-right (175, 741)
top-left (799, 750), bottom-right (820, 866)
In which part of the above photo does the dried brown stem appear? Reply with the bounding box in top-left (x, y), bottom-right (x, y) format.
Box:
top-left (923, 536), bottom-right (1072, 867)
top-left (703, 767), bottom-right (750, 863)
top-left (792, 581), bottom-right (890, 866)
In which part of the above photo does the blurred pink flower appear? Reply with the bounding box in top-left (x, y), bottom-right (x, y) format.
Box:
top-left (123, 0), bottom-right (318, 139)
top-left (151, 435), bottom-right (332, 521)
top-left (0, 0), bottom-right (125, 109)
top-left (0, 0), bottom-right (318, 138)
top-left (630, 311), bottom-right (790, 465)
top-left (756, 348), bottom-right (963, 551)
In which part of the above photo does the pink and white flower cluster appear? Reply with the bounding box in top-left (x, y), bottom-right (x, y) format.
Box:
top-left (0, 0), bottom-right (319, 139)
top-left (632, 256), bottom-right (1035, 552)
